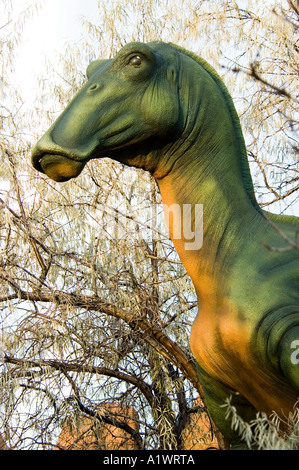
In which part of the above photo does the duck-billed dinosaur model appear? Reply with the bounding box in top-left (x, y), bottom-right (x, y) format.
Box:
top-left (31, 42), bottom-right (299, 449)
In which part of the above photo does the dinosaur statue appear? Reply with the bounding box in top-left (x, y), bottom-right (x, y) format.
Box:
top-left (31, 41), bottom-right (299, 449)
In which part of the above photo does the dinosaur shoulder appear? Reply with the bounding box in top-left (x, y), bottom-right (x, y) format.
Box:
top-left (263, 210), bottom-right (299, 228)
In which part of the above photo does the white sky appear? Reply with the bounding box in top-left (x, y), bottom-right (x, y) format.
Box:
top-left (13, 0), bottom-right (99, 103)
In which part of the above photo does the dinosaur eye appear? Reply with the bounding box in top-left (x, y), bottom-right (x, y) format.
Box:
top-left (129, 55), bottom-right (142, 67)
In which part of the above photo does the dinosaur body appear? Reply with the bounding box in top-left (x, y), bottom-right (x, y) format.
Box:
top-left (31, 42), bottom-right (299, 448)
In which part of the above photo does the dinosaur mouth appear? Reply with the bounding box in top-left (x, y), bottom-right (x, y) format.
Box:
top-left (34, 153), bottom-right (86, 182)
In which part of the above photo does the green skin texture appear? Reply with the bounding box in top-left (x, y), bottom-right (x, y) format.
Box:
top-left (32, 42), bottom-right (299, 449)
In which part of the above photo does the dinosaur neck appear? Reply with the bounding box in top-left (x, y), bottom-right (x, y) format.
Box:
top-left (156, 135), bottom-right (262, 301)
top-left (153, 55), bottom-right (264, 299)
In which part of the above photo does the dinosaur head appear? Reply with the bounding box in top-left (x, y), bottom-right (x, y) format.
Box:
top-left (31, 42), bottom-right (181, 182)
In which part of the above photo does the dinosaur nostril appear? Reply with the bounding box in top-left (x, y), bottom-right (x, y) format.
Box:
top-left (89, 83), bottom-right (100, 92)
